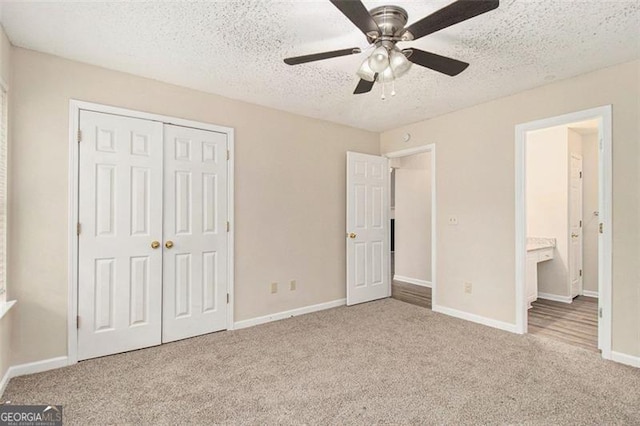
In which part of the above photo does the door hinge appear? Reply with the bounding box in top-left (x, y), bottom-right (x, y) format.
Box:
top-left (226, 221), bottom-right (230, 232)
top-left (227, 150), bottom-right (230, 160)
top-left (579, 220), bottom-right (582, 228)
top-left (76, 315), bottom-right (80, 329)
top-left (76, 223), bottom-right (82, 235)
top-left (599, 307), bottom-right (603, 318)
top-left (579, 171), bottom-right (582, 178)
top-left (77, 129), bottom-right (82, 143)
top-left (579, 269), bottom-right (582, 277)
top-left (226, 293), bottom-right (230, 304)
top-left (599, 223), bottom-right (604, 234)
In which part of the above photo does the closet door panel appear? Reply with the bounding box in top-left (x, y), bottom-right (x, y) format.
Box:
top-left (77, 110), bottom-right (163, 360)
top-left (162, 124), bottom-right (228, 343)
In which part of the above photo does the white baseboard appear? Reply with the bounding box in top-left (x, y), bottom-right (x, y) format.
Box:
top-left (537, 292), bottom-right (573, 303)
top-left (234, 298), bottom-right (346, 330)
top-left (0, 356), bottom-right (68, 398)
top-left (582, 290), bottom-right (599, 298)
top-left (611, 351), bottom-right (640, 368)
top-left (393, 275), bottom-right (432, 288)
top-left (432, 304), bottom-right (518, 334)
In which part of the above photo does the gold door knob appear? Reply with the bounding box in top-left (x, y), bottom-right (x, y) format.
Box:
top-left (571, 233), bottom-right (579, 238)
top-left (165, 241), bottom-right (174, 249)
top-left (348, 233), bottom-right (357, 239)
top-left (151, 241), bottom-right (160, 249)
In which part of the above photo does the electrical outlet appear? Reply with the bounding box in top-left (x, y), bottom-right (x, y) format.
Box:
top-left (464, 282), bottom-right (472, 294)
top-left (270, 282), bottom-right (278, 294)
top-left (448, 216), bottom-right (458, 226)
top-left (290, 280), bottom-right (296, 291)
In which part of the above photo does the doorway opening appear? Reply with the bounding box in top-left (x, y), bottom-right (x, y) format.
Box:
top-left (386, 145), bottom-right (436, 310)
top-left (515, 106), bottom-right (612, 359)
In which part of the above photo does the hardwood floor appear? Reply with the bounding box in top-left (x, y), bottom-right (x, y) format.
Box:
top-left (392, 249), bottom-right (596, 352)
top-left (390, 252), bottom-right (432, 309)
top-left (528, 296), bottom-right (598, 352)
top-left (391, 280), bottom-right (432, 309)
top-left (392, 247), bottom-right (595, 351)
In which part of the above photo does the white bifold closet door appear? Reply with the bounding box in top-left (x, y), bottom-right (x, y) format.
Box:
top-left (162, 124), bottom-right (228, 343)
top-left (78, 111), bottom-right (228, 360)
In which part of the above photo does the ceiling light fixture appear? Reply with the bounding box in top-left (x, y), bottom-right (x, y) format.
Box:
top-left (368, 45), bottom-right (390, 73)
top-left (356, 58), bottom-right (376, 82)
top-left (362, 43), bottom-right (412, 100)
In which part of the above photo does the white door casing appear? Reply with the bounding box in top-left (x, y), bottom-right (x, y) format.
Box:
top-left (162, 125), bottom-right (229, 343)
top-left (569, 154), bottom-right (583, 298)
top-left (346, 152), bottom-right (390, 305)
top-left (78, 111), bottom-right (164, 360)
top-left (515, 105), bottom-right (612, 361)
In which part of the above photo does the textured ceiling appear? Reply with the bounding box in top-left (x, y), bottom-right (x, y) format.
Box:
top-left (1, 1), bottom-right (638, 132)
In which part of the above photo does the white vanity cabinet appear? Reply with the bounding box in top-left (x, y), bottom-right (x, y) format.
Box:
top-left (526, 246), bottom-right (555, 308)
top-left (526, 252), bottom-right (539, 307)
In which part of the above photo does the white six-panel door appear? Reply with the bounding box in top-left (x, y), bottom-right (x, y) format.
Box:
top-left (346, 152), bottom-right (390, 305)
top-left (78, 111), bottom-right (164, 360)
top-left (162, 125), bottom-right (228, 343)
top-left (569, 154), bottom-right (583, 298)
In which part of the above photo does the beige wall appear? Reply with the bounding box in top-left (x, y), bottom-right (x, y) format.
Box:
top-left (381, 60), bottom-right (640, 357)
top-left (581, 132), bottom-right (599, 294)
top-left (526, 126), bottom-right (569, 297)
top-left (2, 42), bottom-right (639, 372)
top-left (0, 25), bottom-right (12, 386)
top-left (8, 47), bottom-right (378, 366)
top-left (394, 152), bottom-right (432, 283)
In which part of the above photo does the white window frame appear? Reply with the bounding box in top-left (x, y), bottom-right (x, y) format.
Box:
top-left (0, 78), bottom-right (8, 306)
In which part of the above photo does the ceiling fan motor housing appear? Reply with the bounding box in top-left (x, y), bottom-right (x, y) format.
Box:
top-left (369, 5), bottom-right (409, 38)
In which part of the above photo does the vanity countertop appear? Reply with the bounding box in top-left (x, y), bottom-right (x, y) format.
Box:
top-left (527, 237), bottom-right (556, 252)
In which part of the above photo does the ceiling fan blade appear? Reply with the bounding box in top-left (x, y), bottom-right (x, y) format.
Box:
top-left (354, 77), bottom-right (376, 94)
top-left (330, 0), bottom-right (380, 38)
top-left (284, 47), bottom-right (361, 65)
top-left (405, 49), bottom-right (469, 76)
top-left (402, 0), bottom-right (499, 41)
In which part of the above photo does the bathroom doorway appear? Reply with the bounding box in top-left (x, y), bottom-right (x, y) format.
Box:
top-left (515, 106), bottom-right (612, 359)
top-left (386, 145), bottom-right (436, 310)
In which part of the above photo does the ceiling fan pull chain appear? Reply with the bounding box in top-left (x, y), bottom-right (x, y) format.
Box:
top-left (391, 78), bottom-right (396, 97)
top-left (381, 80), bottom-right (386, 100)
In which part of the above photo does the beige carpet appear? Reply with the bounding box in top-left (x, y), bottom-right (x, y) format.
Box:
top-left (3, 298), bottom-right (639, 425)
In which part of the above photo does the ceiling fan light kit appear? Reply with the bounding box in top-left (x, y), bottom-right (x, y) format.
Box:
top-left (284, 0), bottom-right (500, 97)
top-left (368, 44), bottom-right (390, 73)
top-left (356, 58), bottom-right (376, 82)
top-left (389, 48), bottom-right (412, 78)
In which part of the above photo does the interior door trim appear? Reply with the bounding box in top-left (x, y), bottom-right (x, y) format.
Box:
top-left (67, 100), bottom-right (235, 365)
top-left (383, 144), bottom-right (436, 309)
top-left (514, 105), bottom-right (612, 360)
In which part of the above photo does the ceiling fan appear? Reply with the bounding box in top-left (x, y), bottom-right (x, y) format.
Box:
top-left (284, 0), bottom-right (499, 97)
